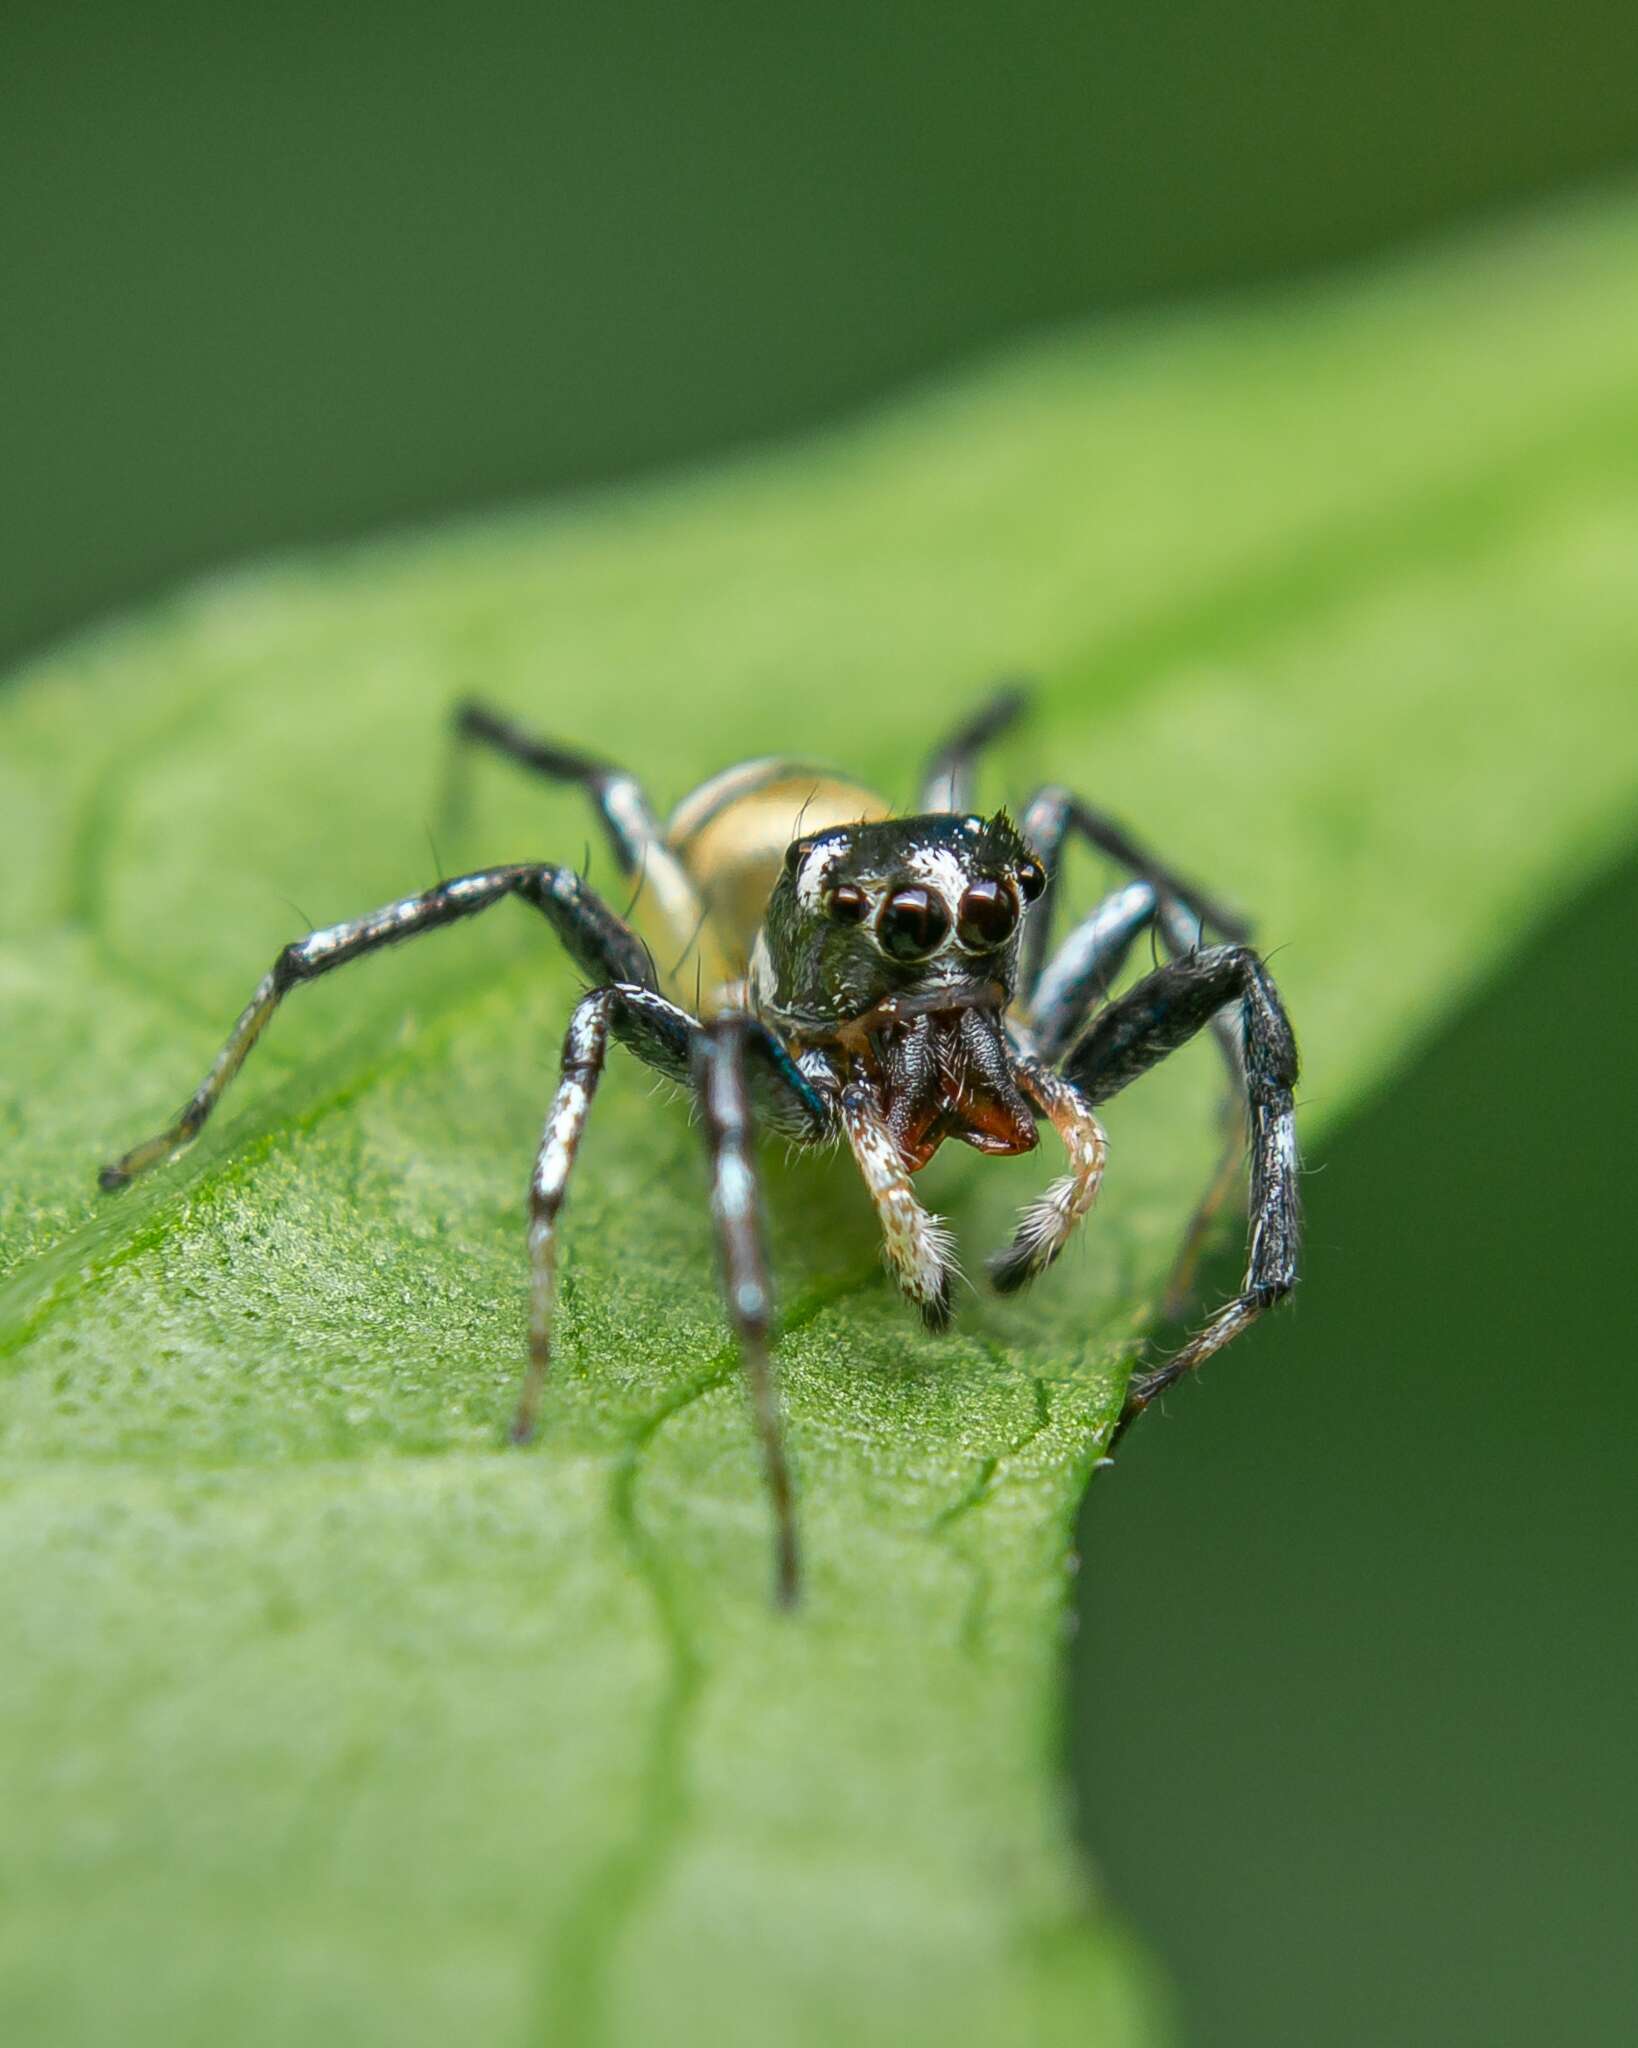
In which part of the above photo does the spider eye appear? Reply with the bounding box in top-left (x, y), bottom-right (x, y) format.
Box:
top-left (877, 886), bottom-right (951, 961)
top-left (825, 882), bottom-right (870, 924)
top-left (1016, 858), bottom-right (1047, 904)
top-left (956, 878), bottom-right (1018, 951)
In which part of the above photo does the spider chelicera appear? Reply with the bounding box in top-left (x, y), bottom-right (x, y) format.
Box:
top-left (99, 686), bottom-right (1300, 1603)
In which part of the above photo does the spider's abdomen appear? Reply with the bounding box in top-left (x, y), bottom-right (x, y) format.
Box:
top-left (664, 759), bottom-right (890, 1009)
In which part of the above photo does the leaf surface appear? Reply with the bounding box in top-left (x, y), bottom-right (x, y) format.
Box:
top-left (2, 188), bottom-right (1636, 2047)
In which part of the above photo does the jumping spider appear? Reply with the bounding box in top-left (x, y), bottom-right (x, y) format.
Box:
top-left (100, 686), bottom-right (1300, 1603)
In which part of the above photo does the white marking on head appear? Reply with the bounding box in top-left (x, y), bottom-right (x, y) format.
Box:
top-left (795, 834), bottom-right (849, 913)
top-left (903, 846), bottom-right (973, 949)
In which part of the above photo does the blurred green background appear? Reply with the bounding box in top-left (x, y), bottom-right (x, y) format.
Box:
top-left (1072, 847), bottom-right (1638, 2044)
top-left (6, 5), bottom-right (1636, 2042)
top-left (7, 0), bottom-right (1638, 668)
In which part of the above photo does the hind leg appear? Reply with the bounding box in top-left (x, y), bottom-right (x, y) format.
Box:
top-left (450, 699), bottom-right (703, 948)
top-left (919, 681), bottom-right (1032, 814)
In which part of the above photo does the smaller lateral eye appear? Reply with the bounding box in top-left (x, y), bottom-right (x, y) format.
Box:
top-left (1016, 858), bottom-right (1047, 904)
top-left (825, 882), bottom-right (870, 924)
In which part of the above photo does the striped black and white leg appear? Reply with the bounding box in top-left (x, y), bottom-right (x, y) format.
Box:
top-left (1061, 945), bottom-right (1301, 1437)
top-left (693, 1016), bottom-right (804, 1607)
top-left (98, 863), bottom-right (652, 1191)
top-left (1027, 878), bottom-right (1164, 1065)
top-left (1017, 782), bottom-right (1250, 996)
top-left (515, 982), bottom-right (703, 1446)
top-left (452, 699), bottom-right (702, 944)
top-left (515, 993), bottom-right (827, 1491)
top-left (1028, 875), bottom-right (1250, 1315)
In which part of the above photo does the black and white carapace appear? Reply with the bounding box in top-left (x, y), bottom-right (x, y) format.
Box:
top-left (99, 687), bottom-right (1300, 1604)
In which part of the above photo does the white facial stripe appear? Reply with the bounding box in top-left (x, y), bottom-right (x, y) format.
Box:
top-left (795, 839), bottom-right (847, 912)
top-left (905, 846), bottom-right (970, 911)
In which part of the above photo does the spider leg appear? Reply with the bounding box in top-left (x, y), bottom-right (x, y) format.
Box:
top-left (1160, 1112), bottom-right (1250, 1323)
top-left (97, 864), bottom-right (650, 1190)
top-left (513, 982), bottom-right (699, 1442)
top-left (919, 680), bottom-right (1032, 814)
top-left (1061, 946), bottom-right (1300, 1438)
top-left (1027, 867), bottom-right (1250, 1311)
top-left (1018, 782), bottom-right (1250, 996)
top-left (1027, 878), bottom-right (1162, 1065)
top-left (988, 1055), bottom-right (1107, 1290)
top-left (451, 698), bottom-right (703, 944)
top-left (521, 995), bottom-right (826, 1598)
top-left (694, 1016), bottom-right (804, 1607)
top-left (839, 1080), bottom-right (956, 1330)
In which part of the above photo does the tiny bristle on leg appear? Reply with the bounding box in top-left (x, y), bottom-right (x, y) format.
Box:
top-left (988, 1173), bottom-right (1083, 1291)
top-left (841, 1084), bottom-right (958, 1328)
top-left (988, 1062), bottom-right (1106, 1293)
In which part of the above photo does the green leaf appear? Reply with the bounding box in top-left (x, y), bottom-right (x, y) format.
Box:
top-left (3, 185), bottom-right (1636, 2046)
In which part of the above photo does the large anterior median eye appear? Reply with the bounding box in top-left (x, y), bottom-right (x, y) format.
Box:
top-left (877, 885), bottom-right (951, 960)
top-left (956, 878), bottom-right (1018, 951)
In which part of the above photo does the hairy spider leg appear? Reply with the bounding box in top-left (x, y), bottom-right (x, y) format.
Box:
top-left (451, 698), bottom-right (705, 971)
top-left (1022, 809), bottom-right (1253, 1310)
top-left (1017, 783), bottom-right (1251, 996)
top-left (515, 982), bottom-right (696, 1442)
top-left (986, 1055), bottom-right (1108, 1290)
top-left (838, 1080), bottom-right (957, 1330)
top-left (1061, 944), bottom-right (1300, 1438)
top-left (1027, 878), bottom-right (1166, 1064)
top-left (97, 865), bottom-right (651, 1190)
top-left (918, 679), bottom-right (1033, 815)
top-left (917, 708), bottom-right (1252, 1309)
top-left (517, 994), bottom-right (828, 1601)
top-left (694, 1016), bottom-right (802, 1606)
top-left (1146, 898), bottom-right (1253, 1319)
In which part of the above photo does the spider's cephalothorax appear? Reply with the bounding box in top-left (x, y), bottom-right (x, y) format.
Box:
top-left (754, 811), bottom-right (1044, 1172)
top-left (99, 686), bottom-right (1301, 1606)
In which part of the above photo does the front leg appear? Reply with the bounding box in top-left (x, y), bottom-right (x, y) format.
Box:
top-left (1063, 944), bottom-right (1301, 1436)
top-left (839, 1081), bottom-right (956, 1330)
top-left (98, 864), bottom-right (652, 1190)
top-left (694, 1016), bottom-right (803, 1607)
top-left (513, 990), bottom-right (828, 1455)
top-left (512, 982), bottom-right (701, 1444)
top-left (1029, 884), bottom-right (1249, 1315)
